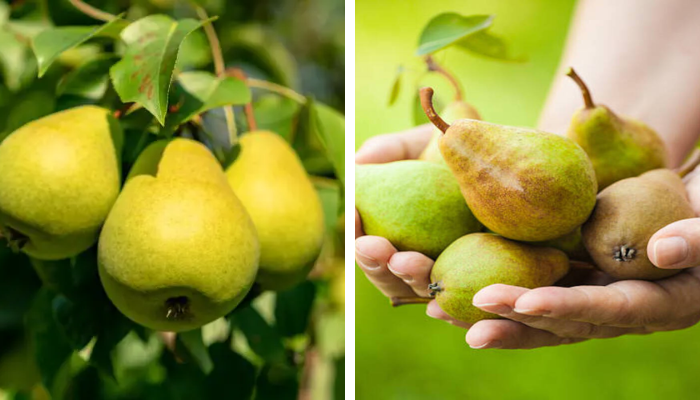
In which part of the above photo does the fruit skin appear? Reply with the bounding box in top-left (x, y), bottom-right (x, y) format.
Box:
top-left (226, 131), bottom-right (324, 291)
top-left (430, 233), bottom-right (569, 324)
top-left (99, 138), bottom-right (259, 332)
top-left (532, 226), bottom-right (591, 262)
top-left (356, 160), bottom-right (482, 260)
top-left (438, 119), bottom-right (597, 242)
top-left (582, 169), bottom-right (695, 280)
top-left (568, 105), bottom-right (667, 190)
top-left (419, 100), bottom-right (480, 165)
top-left (0, 106), bottom-right (122, 260)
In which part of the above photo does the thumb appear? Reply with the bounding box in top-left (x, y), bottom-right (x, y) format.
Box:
top-left (647, 218), bottom-right (700, 269)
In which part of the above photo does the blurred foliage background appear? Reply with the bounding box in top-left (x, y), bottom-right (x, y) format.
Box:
top-left (0, 0), bottom-right (344, 399)
top-left (356, 0), bottom-right (700, 399)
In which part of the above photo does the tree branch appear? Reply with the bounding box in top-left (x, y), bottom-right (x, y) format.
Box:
top-left (68, 0), bottom-right (116, 22)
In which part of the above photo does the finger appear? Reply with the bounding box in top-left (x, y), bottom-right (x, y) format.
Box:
top-left (648, 218), bottom-right (700, 269)
top-left (474, 286), bottom-right (646, 338)
top-left (511, 273), bottom-right (700, 327)
top-left (426, 300), bottom-right (472, 329)
top-left (684, 168), bottom-right (700, 216)
top-left (354, 125), bottom-right (433, 164)
top-left (466, 319), bottom-right (584, 350)
top-left (387, 251), bottom-right (434, 297)
top-left (355, 235), bottom-right (415, 298)
top-left (355, 209), bottom-right (364, 239)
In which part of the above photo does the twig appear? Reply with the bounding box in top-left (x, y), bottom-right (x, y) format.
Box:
top-left (113, 102), bottom-right (134, 119)
top-left (245, 77), bottom-right (307, 104)
top-left (229, 68), bottom-right (258, 131)
top-left (68, 0), bottom-right (116, 22)
top-left (425, 55), bottom-right (463, 102)
top-left (193, 4), bottom-right (238, 146)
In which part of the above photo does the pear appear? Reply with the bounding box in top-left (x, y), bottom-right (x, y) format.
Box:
top-left (532, 227), bottom-right (591, 262)
top-left (430, 233), bottom-right (569, 324)
top-left (356, 160), bottom-right (482, 259)
top-left (582, 168), bottom-right (695, 280)
top-left (0, 106), bottom-right (122, 260)
top-left (420, 87), bottom-right (597, 242)
top-left (226, 131), bottom-right (324, 291)
top-left (98, 138), bottom-right (259, 332)
top-left (419, 100), bottom-right (481, 164)
top-left (566, 68), bottom-right (667, 190)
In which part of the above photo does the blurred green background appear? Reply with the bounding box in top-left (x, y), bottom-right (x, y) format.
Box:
top-left (356, 0), bottom-right (700, 399)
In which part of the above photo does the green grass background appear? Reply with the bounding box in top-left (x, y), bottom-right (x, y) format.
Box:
top-left (355, 0), bottom-right (700, 399)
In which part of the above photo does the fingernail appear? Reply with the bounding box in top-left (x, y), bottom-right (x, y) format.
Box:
top-left (473, 302), bottom-right (512, 315)
top-left (470, 340), bottom-right (502, 349)
top-left (426, 307), bottom-right (439, 319)
top-left (652, 236), bottom-right (689, 267)
top-left (387, 263), bottom-right (413, 282)
top-left (513, 308), bottom-right (550, 316)
top-left (355, 248), bottom-right (380, 270)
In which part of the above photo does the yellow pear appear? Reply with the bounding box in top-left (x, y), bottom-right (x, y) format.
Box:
top-left (226, 131), bottom-right (324, 291)
top-left (0, 106), bottom-right (122, 260)
top-left (98, 139), bottom-right (259, 332)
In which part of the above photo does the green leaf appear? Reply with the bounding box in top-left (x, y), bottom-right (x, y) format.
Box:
top-left (32, 16), bottom-right (126, 78)
top-left (313, 102), bottom-right (345, 185)
top-left (388, 66), bottom-right (403, 106)
top-left (89, 309), bottom-right (133, 379)
top-left (26, 288), bottom-right (74, 390)
top-left (163, 71), bottom-right (250, 134)
top-left (230, 305), bottom-right (285, 364)
top-left (0, 29), bottom-right (31, 91)
top-left (57, 54), bottom-right (119, 98)
top-left (52, 295), bottom-right (99, 351)
top-left (274, 281), bottom-right (316, 338)
top-left (255, 363), bottom-right (299, 400)
top-left (314, 177), bottom-right (342, 234)
top-left (416, 13), bottom-right (493, 56)
top-left (176, 329), bottom-right (214, 375)
top-left (110, 15), bottom-right (207, 125)
top-left (0, 248), bottom-right (40, 330)
top-left (0, 2), bottom-right (9, 26)
top-left (457, 30), bottom-right (526, 62)
top-left (206, 343), bottom-right (256, 399)
top-left (334, 356), bottom-right (345, 400)
top-left (253, 95), bottom-right (300, 142)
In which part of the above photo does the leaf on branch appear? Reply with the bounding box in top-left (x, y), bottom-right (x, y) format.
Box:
top-left (255, 363), bottom-right (299, 400)
top-left (57, 54), bottom-right (120, 98)
top-left (110, 15), bottom-right (210, 126)
top-left (313, 102), bottom-right (345, 186)
top-left (206, 343), bottom-right (256, 400)
top-left (26, 288), bottom-right (74, 390)
top-left (388, 65), bottom-right (403, 106)
top-left (32, 15), bottom-right (126, 78)
top-left (416, 13), bottom-right (493, 56)
top-left (230, 305), bottom-right (286, 364)
top-left (274, 281), bottom-right (316, 338)
top-left (176, 329), bottom-right (214, 375)
top-left (457, 30), bottom-right (526, 62)
top-left (163, 71), bottom-right (250, 135)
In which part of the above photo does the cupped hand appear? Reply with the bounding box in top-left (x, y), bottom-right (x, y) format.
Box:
top-left (463, 165), bottom-right (700, 350)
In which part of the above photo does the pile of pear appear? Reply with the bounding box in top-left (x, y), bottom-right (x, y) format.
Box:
top-left (356, 68), bottom-right (696, 324)
top-left (0, 107), bottom-right (325, 332)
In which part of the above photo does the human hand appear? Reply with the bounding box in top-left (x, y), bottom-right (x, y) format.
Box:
top-left (459, 164), bottom-right (700, 350)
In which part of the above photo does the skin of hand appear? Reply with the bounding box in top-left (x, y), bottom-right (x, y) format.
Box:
top-left (355, 128), bottom-right (700, 350)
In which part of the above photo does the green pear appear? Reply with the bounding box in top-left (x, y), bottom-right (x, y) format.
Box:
top-left (419, 100), bottom-right (481, 164)
top-left (0, 106), bottom-right (122, 260)
top-left (98, 138), bottom-right (259, 332)
top-left (226, 131), bottom-right (324, 291)
top-left (566, 68), bottom-right (667, 190)
top-left (532, 226), bottom-right (591, 262)
top-left (419, 87), bottom-right (597, 242)
top-left (356, 160), bottom-right (482, 259)
top-left (430, 233), bottom-right (570, 323)
top-left (582, 168), bottom-right (695, 280)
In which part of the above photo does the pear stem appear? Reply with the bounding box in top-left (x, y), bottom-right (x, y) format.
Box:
top-left (566, 67), bottom-right (595, 109)
top-left (194, 4), bottom-right (238, 146)
top-left (229, 68), bottom-right (258, 131)
top-left (419, 87), bottom-right (450, 133)
top-left (677, 147), bottom-right (700, 178)
top-left (390, 297), bottom-right (432, 307)
top-left (425, 55), bottom-right (463, 102)
top-left (68, 0), bottom-right (116, 22)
